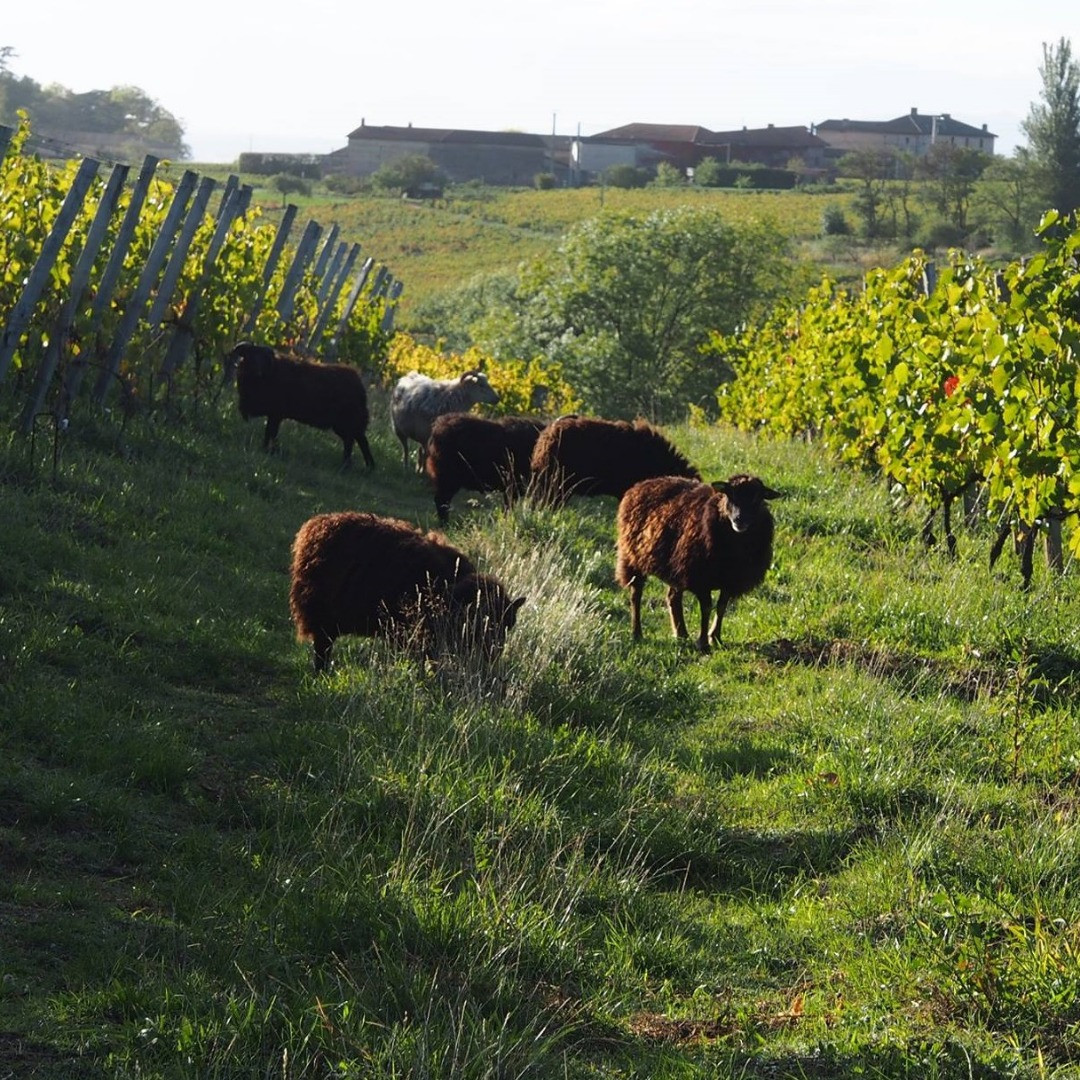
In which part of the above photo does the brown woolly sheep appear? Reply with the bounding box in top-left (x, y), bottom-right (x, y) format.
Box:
top-left (615, 474), bottom-right (780, 653)
top-left (390, 369), bottom-right (500, 472)
top-left (289, 511), bottom-right (525, 672)
top-left (231, 342), bottom-right (375, 468)
top-left (529, 416), bottom-right (699, 508)
top-left (425, 414), bottom-right (548, 522)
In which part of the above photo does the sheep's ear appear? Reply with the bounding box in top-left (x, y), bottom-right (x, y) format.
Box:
top-left (762, 485), bottom-right (782, 500)
top-left (505, 596), bottom-right (526, 625)
top-left (710, 481), bottom-right (730, 495)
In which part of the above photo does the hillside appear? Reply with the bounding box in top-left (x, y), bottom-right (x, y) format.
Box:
top-left (174, 166), bottom-right (859, 322)
top-left (3, 389), bottom-right (1080, 1078)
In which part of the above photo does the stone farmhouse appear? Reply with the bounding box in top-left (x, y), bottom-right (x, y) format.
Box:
top-left (321, 107), bottom-right (996, 187)
top-left (813, 107), bottom-right (996, 158)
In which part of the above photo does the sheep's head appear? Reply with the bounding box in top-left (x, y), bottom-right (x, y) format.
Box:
top-left (449, 573), bottom-right (525, 657)
top-left (232, 342), bottom-right (276, 382)
top-left (712, 475), bottom-right (781, 533)
top-left (461, 370), bottom-right (500, 407)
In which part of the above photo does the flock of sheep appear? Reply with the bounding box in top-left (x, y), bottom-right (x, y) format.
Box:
top-left (228, 342), bottom-right (781, 672)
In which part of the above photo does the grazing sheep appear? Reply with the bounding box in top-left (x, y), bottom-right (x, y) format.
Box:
top-left (231, 342), bottom-right (375, 468)
top-left (390, 369), bottom-right (500, 472)
top-left (289, 511), bottom-right (525, 672)
top-left (530, 416), bottom-right (699, 508)
top-left (425, 414), bottom-right (548, 522)
top-left (615, 474), bottom-right (780, 653)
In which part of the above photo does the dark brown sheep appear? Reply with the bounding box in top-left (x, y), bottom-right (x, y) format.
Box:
top-left (425, 414), bottom-right (548, 522)
top-left (231, 342), bottom-right (375, 468)
top-left (289, 511), bottom-right (525, 672)
top-left (615, 474), bottom-right (780, 653)
top-left (529, 416), bottom-right (699, 508)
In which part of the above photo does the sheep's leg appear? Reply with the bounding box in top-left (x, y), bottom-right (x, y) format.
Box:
top-left (340, 435), bottom-right (354, 468)
top-left (397, 433), bottom-right (410, 467)
top-left (693, 590), bottom-right (714, 653)
top-left (666, 586), bottom-right (689, 640)
top-left (264, 415), bottom-right (282, 452)
top-left (358, 434), bottom-right (375, 470)
top-left (943, 493), bottom-right (957, 557)
top-left (312, 632), bottom-right (334, 674)
top-left (628, 576), bottom-right (646, 640)
top-left (708, 593), bottom-right (730, 648)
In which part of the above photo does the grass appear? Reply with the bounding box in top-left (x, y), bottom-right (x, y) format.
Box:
top-left (170, 166), bottom-right (863, 321)
top-left (4, 388), bottom-right (1080, 1077)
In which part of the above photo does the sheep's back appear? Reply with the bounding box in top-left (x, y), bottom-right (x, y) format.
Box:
top-left (427, 415), bottom-right (545, 492)
top-left (533, 418), bottom-right (698, 498)
top-left (290, 512), bottom-right (475, 640)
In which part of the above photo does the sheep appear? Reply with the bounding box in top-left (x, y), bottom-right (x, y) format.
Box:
top-left (389, 369), bottom-right (500, 472)
top-left (615, 474), bottom-right (780, 653)
top-left (289, 510), bottom-right (525, 672)
top-left (425, 414), bottom-right (548, 522)
top-left (231, 342), bottom-right (375, 468)
top-left (529, 416), bottom-right (700, 509)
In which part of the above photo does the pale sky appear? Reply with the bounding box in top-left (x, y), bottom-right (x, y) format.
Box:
top-left (5, 0), bottom-right (1075, 162)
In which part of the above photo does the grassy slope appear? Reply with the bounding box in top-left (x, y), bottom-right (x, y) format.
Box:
top-left (3, 387), bottom-right (1080, 1078)
top-left (173, 167), bottom-right (857, 322)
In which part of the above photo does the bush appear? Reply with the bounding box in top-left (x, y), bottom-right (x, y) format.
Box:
top-left (917, 220), bottom-right (969, 251)
top-left (652, 162), bottom-right (684, 187)
top-left (534, 172), bottom-right (557, 190)
top-left (324, 172), bottom-right (368, 195)
top-left (603, 165), bottom-right (649, 189)
top-left (822, 204), bottom-right (853, 236)
top-left (270, 173), bottom-right (311, 199)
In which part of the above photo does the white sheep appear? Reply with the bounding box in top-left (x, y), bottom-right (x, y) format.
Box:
top-left (389, 369), bottom-right (500, 471)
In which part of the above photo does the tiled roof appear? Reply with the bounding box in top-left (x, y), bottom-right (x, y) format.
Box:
top-left (347, 124), bottom-right (548, 147)
top-left (816, 111), bottom-right (994, 139)
top-left (704, 126), bottom-right (826, 148)
top-left (590, 123), bottom-right (713, 142)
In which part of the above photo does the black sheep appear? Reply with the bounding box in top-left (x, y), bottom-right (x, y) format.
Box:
top-left (425, 414), bottom-right (547, 522)
top-left (615, 474), bottom-right (780, 652)
top-left (289, 511), bottom-right (525, 672)
top-left (231, 342), bottom-right (375, 468)
top-left (530, 416), bottom-right (699, 508)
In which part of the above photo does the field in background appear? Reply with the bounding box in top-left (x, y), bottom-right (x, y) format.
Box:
top-left (176, 165), bottom-right (862, 321)
top-left (3, 387), bottom-right (1080, 1077)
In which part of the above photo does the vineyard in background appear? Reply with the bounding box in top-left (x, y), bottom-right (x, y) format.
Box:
top-left (711, 211), bottom-right (1080, 582)
top-left (0, 118), bottom-right (399, 441)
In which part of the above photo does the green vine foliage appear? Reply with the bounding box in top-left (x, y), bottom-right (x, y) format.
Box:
top-left (712, 212), bottom-right (1080, 554)
top-left (0, 115), bottom-right (390, 409)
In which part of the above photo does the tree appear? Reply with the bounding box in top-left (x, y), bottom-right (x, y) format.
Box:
top-left (916, 143), bottom-right (990, 233)
top-left (1022, 37), bottom-right (1080, 216)
top-left (693, 156), bottom-right (725, 186)
top-left (972, 151), bottom-right (1043, 250)
top-left (652, 161), bottom-right (684, 187)
top-left (370, 153), bottom-right (445, 193)
top-left (475, 207), bottom-right (793, 419)
top-left (838, 149), bottom-right (895, 237)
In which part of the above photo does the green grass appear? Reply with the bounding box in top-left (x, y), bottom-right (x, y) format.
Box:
top-left (4, 389), bottom-right (1080, 1077)
top-left (170, 166), bottom-right (862, 322)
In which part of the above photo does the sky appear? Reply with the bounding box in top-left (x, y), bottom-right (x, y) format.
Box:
top-left (4, 0), bottom-right (1076, 163)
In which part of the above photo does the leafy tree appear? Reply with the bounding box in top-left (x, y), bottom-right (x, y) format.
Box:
top-left (693, 156), bottom-right (724, 186)
top-left (603, 164), bottom-right (649, 189)
top-left (370, 154), bottom-right (446, 193)
top-left (916, 143), bottom-right (990, 233)
top-left (838, 149), bottom-right (895, 237)
top-left (270, 173), bottom-right (311, 204)
top-left (1021, 37), bottom-right (1080, 216)
top-left (652, 161), bottom-right (684, 187)
top-left (474, 207), bottom-right (793, 419)
top-left (972, 151), bottom-right (1043, 250)
top-left (0, 57), bottom-right (188, 158)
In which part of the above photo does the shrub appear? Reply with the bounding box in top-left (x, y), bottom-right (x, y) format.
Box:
top-left (822, 204), bottom-right (853, 235)
top-left (603, 164), bottom-right (649, 189)
top-left (534, 172), bottom-right (557, 190)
